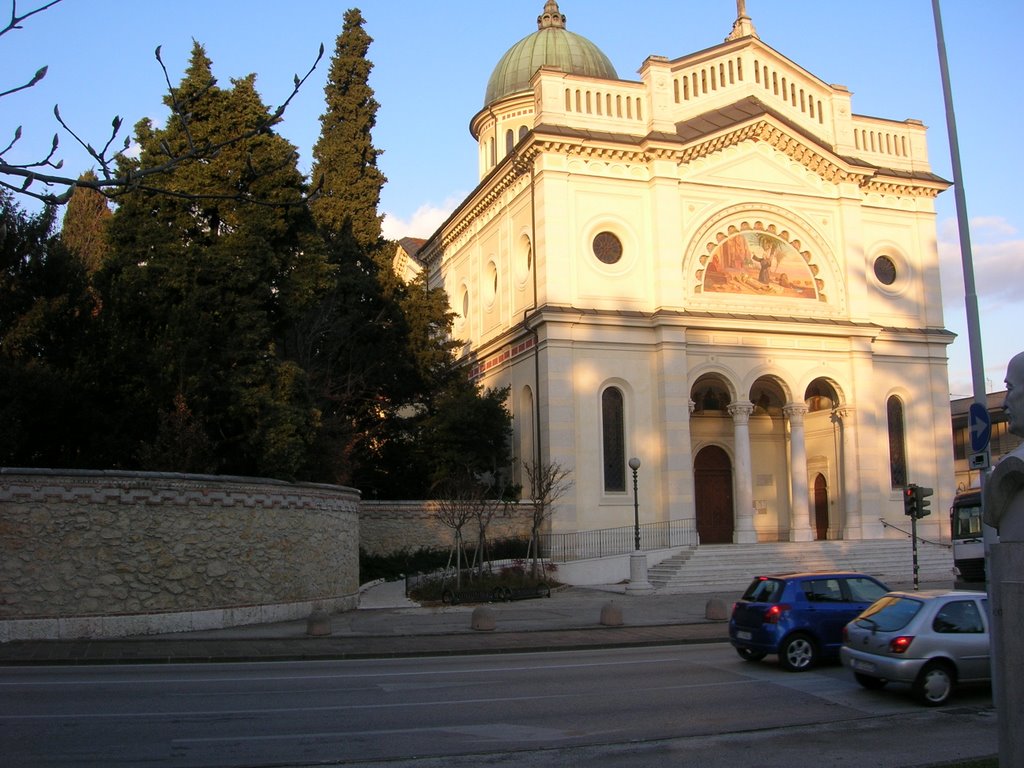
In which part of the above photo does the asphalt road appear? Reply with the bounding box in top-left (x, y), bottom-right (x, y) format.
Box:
top-left (1, 643), bottom-right (996, 767)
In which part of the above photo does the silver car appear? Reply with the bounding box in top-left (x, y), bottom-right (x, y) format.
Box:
top-left (840, 589), bottom-right (990, 706)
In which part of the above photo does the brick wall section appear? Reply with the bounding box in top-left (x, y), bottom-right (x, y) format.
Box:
top-left (359, 500), bottom-right (534, 556)
top-left (0, 469), bottom-right (360, 636)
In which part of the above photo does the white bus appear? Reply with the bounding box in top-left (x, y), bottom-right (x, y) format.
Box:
top-left (950, 489), bottom-right (984, 586)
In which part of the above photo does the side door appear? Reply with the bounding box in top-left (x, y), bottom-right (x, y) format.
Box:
top-left (932, 597), bottom-right (991, 681)
top-left (800, 577), bottom-right (849, 652)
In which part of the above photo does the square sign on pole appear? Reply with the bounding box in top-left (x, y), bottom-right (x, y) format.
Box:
top-left (968, 402), bottom-right (991, 453)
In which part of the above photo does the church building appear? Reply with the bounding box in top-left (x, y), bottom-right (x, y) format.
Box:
top-left (413, 1), bottom-right (956, 548)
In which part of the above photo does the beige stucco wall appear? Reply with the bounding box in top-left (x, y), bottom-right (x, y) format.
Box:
top-left (0, 469), bottom-right (360, 640)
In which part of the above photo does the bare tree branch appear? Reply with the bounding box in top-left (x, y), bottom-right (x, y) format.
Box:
top-left (523, 460), bottom-right (573, 577)
top-left (2, 0), bottom-right (61, 37)
top-left (0, 0), bottom-right (325, 206)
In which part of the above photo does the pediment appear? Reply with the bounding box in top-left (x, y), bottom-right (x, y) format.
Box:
top-left (667, 98), bottom-right (867, 189)
top-left (681, 140), bottom-right (830, 195)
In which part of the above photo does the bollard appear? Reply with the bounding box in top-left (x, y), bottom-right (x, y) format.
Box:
top-left (704, 598), bottom-right (729, 621)
top-left (599, 601), bottom-right (624, 626)
top-left (471, 605), bottom-right (496, 631)
top-left (306, 608), bottom-right (332, 636)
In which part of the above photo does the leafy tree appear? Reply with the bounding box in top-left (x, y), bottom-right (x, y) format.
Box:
top-left (0, 190), bottom-right (99, 466)
top-left (422, 383), bottom-right (514, 493)
top-left (98, 43), bottom-right (329, 479)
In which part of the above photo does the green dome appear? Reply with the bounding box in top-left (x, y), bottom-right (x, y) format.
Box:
top-left (484, 1), bottom-right (617, 107)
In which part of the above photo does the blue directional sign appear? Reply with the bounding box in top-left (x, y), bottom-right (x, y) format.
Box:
top-left (968, 402), bottom-right (991, 453)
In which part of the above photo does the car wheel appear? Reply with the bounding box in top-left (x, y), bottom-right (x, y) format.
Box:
top-left (854, 672), bottom-right (888, 690)
top-left (779, 633), bottom-right (817, 672)
top-left (914, 661), bottom-right (955, 706)
top-left (736, 647), bottom-right (767, 662)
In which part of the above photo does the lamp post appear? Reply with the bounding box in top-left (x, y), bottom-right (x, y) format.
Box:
top-left (625, 456), bottom-right (652, 594)
top-left (628, 457), bottom-right (641, 550)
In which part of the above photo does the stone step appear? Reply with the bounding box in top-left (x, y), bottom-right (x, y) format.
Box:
top-left (646, 540), bottom-right (954, 592)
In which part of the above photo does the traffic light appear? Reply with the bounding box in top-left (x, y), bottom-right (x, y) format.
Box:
top-left (914, 485), bottom-right (933, 518)
top-left (903, 484), bottom-right (918, 517)
top-left (903, 484), bottom-right (933, 518)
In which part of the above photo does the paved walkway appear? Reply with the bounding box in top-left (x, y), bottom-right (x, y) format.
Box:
top-left (0, 579), bottom-right (946, 665)
top-left (0, 581), bottom-right (735, 664)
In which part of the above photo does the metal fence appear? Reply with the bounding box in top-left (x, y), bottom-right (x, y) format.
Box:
top-left (539, 519), bottom-right (698, 562)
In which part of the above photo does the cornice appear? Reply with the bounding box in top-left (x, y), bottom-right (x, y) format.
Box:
top-left (431, 113), bottom-right (943, 258)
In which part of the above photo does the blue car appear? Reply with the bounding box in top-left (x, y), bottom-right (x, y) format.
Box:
top-left (729, 572), bottom-right (890, 671)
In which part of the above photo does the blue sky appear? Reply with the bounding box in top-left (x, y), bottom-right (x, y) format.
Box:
top-left (4, 0), bottom-right (1021, 398)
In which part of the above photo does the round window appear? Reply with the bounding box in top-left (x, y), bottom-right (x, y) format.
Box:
top-left (873, 255), bottom-right (897, 286)
top-left (592, 231), bottom-right (623, 265)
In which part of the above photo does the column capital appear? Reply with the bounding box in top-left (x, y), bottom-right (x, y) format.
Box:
top-left (728, 401), bottom-right (754, 423)
top-left (784, 403), bottom-right (808, 422)
top-left (832, 405), bottom-right (856, 423)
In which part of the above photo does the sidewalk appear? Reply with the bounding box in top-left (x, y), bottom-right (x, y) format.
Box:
top-left (0, 581), bottom-right (736, 664)
top-left (0, 579), bottom-right (950, 665)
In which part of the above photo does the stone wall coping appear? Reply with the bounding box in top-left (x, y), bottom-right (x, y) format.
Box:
top-left (0, 467), bottom-right (359, 496)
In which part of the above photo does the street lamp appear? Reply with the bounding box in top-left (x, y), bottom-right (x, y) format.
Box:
top-left (625, 456), bottom-right (651, 594)
top-left (628, 457), bottom-right (641, 550)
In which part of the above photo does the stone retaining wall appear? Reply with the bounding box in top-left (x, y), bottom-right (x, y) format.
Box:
top-left (359, 500), bottom-right (533, 556)
top-left (0, 469), bottom-right (360, 640)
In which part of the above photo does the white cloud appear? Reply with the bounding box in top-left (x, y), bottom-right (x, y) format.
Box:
top-left (381, 196), bottom-right (462, 240)
top-left (938, 216), bottom-right (1024, 312)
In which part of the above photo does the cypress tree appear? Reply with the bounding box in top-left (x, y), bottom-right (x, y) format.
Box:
top-left (60, 171), bottom-right (112, 275)
top-left (309, 8), bottom-right (386, 252)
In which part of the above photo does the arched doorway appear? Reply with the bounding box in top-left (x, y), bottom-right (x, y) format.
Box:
top-left (813, 473), bottom-right (829, 540)
top-left (695, 445), bottom-right (734, 544)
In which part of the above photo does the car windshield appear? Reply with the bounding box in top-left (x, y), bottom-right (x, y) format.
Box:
top-left (741, 577), bottom-right (783, 603)
top-left (855, 595), bottom-right (922, 631)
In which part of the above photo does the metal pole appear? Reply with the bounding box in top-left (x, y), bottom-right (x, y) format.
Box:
top-left (628, 457), bottom-right (641, 550)
top-left (911, 512), bottom-right (920, 591)
top-left (632, 466), bottom-right (640, 550)
top-left (931, 0), bottom-right (988, 498)
top-left (931, 4), bottom-right (1005, 760)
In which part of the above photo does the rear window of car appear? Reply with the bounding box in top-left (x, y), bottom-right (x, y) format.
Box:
top-left (933, 599), bottom-right (985, 634)
top-left (854, 595), bottom-right (922, 632)
top-left (741, 577), bottom-right (784, 603)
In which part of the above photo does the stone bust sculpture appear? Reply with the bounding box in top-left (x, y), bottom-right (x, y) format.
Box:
top-left (984, 350), bottom-right (1024, 540)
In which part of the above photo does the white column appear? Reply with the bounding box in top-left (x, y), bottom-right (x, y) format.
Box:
top-left (729, 401), bottom-right (757, 543)
top-left (834, 406), bottom-right (865, 539)
top-left (785, 403), bottom-right (813, 542)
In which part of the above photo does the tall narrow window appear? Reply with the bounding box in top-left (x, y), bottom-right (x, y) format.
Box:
top-left (602, 387), bottom-right (626, 492)
top-left (887, 396), bottom-right (907, 489)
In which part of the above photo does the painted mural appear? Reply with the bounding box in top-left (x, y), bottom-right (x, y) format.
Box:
top-left (703, 231), bottom-right (817, 299)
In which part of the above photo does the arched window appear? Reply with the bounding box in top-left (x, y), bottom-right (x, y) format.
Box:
top-left (887, 396), bottom-right (908, 489)
top-left (602, 387), bottom-right (625, 492)
top-left (505, 128), bottom-right (514, 155)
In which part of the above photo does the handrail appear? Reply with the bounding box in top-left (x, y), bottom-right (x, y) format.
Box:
top-left (879, 518), bottom-right (951, 549)
top-left (540, 519), bottom-right (697, 562)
